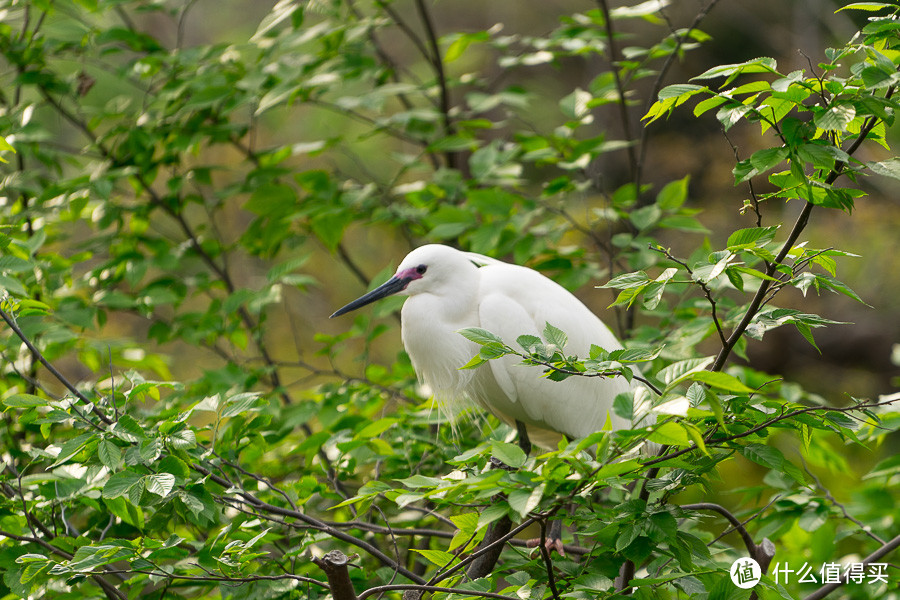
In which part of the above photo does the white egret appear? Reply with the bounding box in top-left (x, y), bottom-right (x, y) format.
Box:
top-left (330, 244), bottom-right (640, 450)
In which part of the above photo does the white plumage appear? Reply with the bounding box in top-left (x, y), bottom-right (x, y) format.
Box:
top-left (332, 244), bottom-right (639, 449)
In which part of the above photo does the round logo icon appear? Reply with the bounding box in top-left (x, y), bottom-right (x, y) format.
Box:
top-left (730, 557), bottom-right (762, 589)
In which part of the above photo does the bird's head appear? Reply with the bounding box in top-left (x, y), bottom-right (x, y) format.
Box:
top-left (330, 245), bottom-right (474, 318)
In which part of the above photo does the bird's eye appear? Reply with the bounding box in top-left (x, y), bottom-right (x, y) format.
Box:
top-left (415, 264), bottom-right (427, 275)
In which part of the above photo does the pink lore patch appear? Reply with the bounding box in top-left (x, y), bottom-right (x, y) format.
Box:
top-left (396, 267), bottom-right (425, 283)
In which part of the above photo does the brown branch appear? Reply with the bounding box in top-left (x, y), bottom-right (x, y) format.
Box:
top-left (635, 0), bottom-right (723, 199)
top-left (463, 515), bottom-right (512, 580)
top-left (191, 463), bottom-right (427, 585)
top-left (711, 85), bottom-right (895, 373)
top-left (411, 0), bottom-right (459, 172)
top-left (358, 585), bottom-right (518, 600)
top-left (801, 459), bottom-right (886, 545)
top-left (538, 519), bottom-right (563, 600)
top-left (312, 551), bottom-right (357, 600)
top-left (802, 533), bottom-right (900, 600)
top-left (112, 568), bottom-right (328, 589)
top-left (0, 530), bottom-right (126, 600)
top-left (682, 502), bottom-right (775, 574)
top-left (595, 0), bottom-right (638, 181)
top-left (0, 307), bottom-right (110, 427)
top-left (435, 516), bottom-right (543, 584)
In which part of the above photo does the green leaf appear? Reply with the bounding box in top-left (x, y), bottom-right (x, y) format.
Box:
top-left (356, 418), bottom-right (397, 438)
top-left (98, 440), bottom-right (121, 470)
top-left (608, 346), bottom-right (664, 363)
top-left (479, 342), bottom-right (509, 360)
top-left (600, 271), bottom-right (651, 289)
top-left (657, 84), bottom-right (705, 100)
top-left (679, 371), bottom-right (757, 393)
top-left (516, 334), bottom-right (543, 351)
top-left (244, 184), bottom-right (297, 217)
top-left (412, 549), bottom-right (459, 567)
top-left (716, 104), bottom-right (753, 130)
top-left (459, 327), bottom-right (504, 346)
top-left (616, 523), bottom-right (641, 551)
top-left (693, 95), bottom-right (728, 117)
top-left (444, 36), bottom-right (471, 63)
top-left (55, 544), bottom-right (133, 574)
top-left (560, 88), bottom-right (592, 120)
top-left (103, 471), bottom-right (143, 499)
top-left (656, 176), bottom-right (690, 209)
top-left (112, 415), bottom-right (146, 442)
top-left (144, 473), bottom-right (176, 497)
top-left (692, 57), bottom-right (779, 82)
top-left (748, 147), bottom-right (789, 175)
top-left (727, 226), bottom-right (779, 250)
top-left (159, 456), bottom-right (191, 479)
top-left (815, 274), bottom-right (870, 306)
top-left (0, 135), bottom-right (15, 154)
top-left (739, 443), bottom-right (784, 470)
top-left (397, 475), bottom-right (442, 489)
top-left (814, 103), bottom-right (856, 131)
top-left (594, 459), bottom-right (641, 480)
top-left (460, 355), bottom-right (487, 370)
top-left (3, 394), bottom-right (48, 408)
top-left (491, 441), bottom-right (527, 468)
top-left (50, 433), bottom-right (96, 468)
top-left (867, 157), bottom-right (900, 180)
top-left (543, 322), bottom-right (568, 349)
top-left (657, 357), bottom-right (714, 385)
top-left (648, 421), bottom-right (692, 446)
top-left (508, 483), bottom-right (545, 519)
top-left (220, 392), bottom-right (265, 418)
top-left (836, 2), bottom-right (893, 11)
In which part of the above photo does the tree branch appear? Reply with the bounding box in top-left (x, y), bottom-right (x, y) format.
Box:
top-left (802, 533), bottom-right (900, 600)
top-left (595, 0), bottom-right (638, 181)
top-left (711, 84), bottom-right (895, 373)
top-left (643, 397), bottom-right (900, 467)
top-left (0, 307), bottom-right (110, 427)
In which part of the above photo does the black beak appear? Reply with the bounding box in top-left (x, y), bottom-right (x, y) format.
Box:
top-left (330, 276), bottom-right (410, 318)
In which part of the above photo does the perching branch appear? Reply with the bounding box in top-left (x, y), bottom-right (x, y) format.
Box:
top-left (312, 551), bottom-right (357, 600)
top-left (682, 503), bottom-right (775, 573)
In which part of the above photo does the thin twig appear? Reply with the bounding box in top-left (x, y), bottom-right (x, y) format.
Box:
top-left (538, 519), bottom-right (563, 600)
top-left (643, 397), bottom-right (899, 468)
top-left (595, 0), bottom-right (638, 181)
top-left (800, 458), bottom-right (885, 545)
top-left (635, 0), bottom-right (723, 198)
top-left (0, 307), bottom-right (109, 427)
top-left (412, 0), bottom-right (458, 171)
top-left (651, 245), bottom-right (727, 346)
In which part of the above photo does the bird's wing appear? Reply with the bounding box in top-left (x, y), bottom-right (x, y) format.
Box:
top-left (476, 264), bottom-right (634, 444)
top-left (463, 251), bottom-right (506, 268)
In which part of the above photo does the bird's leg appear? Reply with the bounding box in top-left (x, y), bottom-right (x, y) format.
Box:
top-left (515, 420), bottom-right (532, 455)
top-left (526, 512), bottom-right (567, 557)
top-left (514, 420), bottom-right (567, 556)
top-left (546, 518), bottom-right (565, 556)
